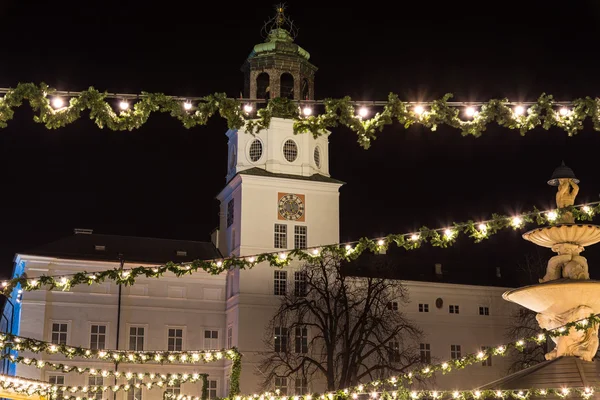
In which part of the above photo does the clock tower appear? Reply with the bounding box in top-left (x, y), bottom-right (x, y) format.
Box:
top-left (215, 5), bottom-right (343, 394)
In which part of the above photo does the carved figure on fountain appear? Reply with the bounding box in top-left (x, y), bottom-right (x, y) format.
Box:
top-left (540, 243), bottom-right (589, 283)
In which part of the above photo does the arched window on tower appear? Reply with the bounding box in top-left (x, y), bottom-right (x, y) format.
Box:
top-left (256, 72), bottom-right (270, 99)
top-left (301, 78), bottom-right (310, 100)
top-left (280, 73), bottom-right (295, 99)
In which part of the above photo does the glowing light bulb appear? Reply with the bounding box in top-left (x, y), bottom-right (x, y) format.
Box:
top-left (444, 228), bottom-right (454, 239)
top-left (423, 367), bottom-right (430, 373)
top-left (583, 205), bottom-right (593, 215)
top-left (414, 105), bottom-right (425, 115)
top-left (1, 282), bottom-right (6, 287)
top-left (60, 277), bottom-right (68, 285)
top-left (410, 392), bottom-right (418, 399)
top-left (546, 211), bottom-right (558, 221)
top-left (561, 388), bottom-right (569, 395)
top-left (312, 248), bottom-right (319, 255)
top-left (559, 107), bottom-right (569, 116)
top-left (410, 234), bottom-right (419, 241)
top-left (495, 391), bottom-right (503, 397)
top-left (517, 340), bottom-right (524, 346)
top-left (465, 106), bottom-right (476, 117)
top-left (371, 392), bottom-right (378, 399)
top-left (302, 107), bottom-right (313, 116)
top-left (345, 244), bottom-right (352, 251)
top-left (474, 391), bottom-right (481, 398)
top-left (511, 216), bottom-right (523, 228)
top-left (452, 392), bottom-right (460, 399)
top-left (537, 334), bottom-right (545, 341)
top-left (184, 101), bottom-right (192, 111)
top-left (352, 394), bottom-right (358, 400)
top-left (539, 390), bottom-right (547, 396)
top-left (216, 261), bottom-right (223, 267)
top-left (514, 105), bottom-right (525, 116)
top-left (441, 362), bottom-right (449, 369)
top-left (248, 257), bottom-right (255, 263)
top-left (278, 253), bottom-right (287, 260)
top-left (377, 239), bottom-right (385, 246)
top-left (358, 107), bottom-right (369, 118)
top-left (119, 100), bottom-right (129, 110)
top-left (244, 104), bottom-right (253, 113)
top-left (477, 351), bottom-right (484, 359)
top-left (478, 223), bottom-right (487, 232)
top-left (432, 392), bottom-right (439, 399)
top-left (52, 97), bottom-right (65, 109)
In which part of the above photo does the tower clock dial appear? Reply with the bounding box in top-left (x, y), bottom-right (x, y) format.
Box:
top-left (278, 193), bottom-right (305, 221)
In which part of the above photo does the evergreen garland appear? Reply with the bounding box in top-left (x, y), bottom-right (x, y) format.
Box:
top-left (1, 84), bottom-right (600, 148)
top-left (3, 203), bottom-right (598, 297)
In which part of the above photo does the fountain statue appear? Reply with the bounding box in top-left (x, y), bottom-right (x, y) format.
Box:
top-left (503, 162), bottom-right (600, 362)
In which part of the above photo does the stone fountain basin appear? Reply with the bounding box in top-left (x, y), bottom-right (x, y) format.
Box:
top-left (522, 224), bottom-right (600, 248)
top-left (503, 280), bottom-right (600, 316)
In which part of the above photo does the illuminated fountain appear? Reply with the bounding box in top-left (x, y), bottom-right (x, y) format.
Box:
top-left (503, 162), bottom-right (600, 361)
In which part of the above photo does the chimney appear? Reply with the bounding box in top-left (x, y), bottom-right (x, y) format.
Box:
top-left (435, 263), bottom-right (443, 276)
top-left (496, 266), bottom-right (502, 278)
top-left (74, 228), bottom-right (93, 235)
top-left (211, 228), bottom-right (219, 249)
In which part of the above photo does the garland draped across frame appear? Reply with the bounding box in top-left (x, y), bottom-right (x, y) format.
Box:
top-left (0, 333), bottom-right (240, 364)
top-left (3, 203), bottom-right (599, 297)
top-left (164, 387), bottom-right (596, 400)
top-left (2, 83), bottom-right (600, 148)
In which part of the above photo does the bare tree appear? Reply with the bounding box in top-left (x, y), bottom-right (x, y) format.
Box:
top-left (505, 252), bottom-right (549, 373)
top-left (258, 250), bottom-right (422, 392)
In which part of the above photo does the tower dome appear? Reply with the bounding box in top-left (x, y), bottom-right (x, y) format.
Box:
top-left (241, 4), bottom-right (317, 101)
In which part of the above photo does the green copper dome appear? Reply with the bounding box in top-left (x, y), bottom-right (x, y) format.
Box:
top-left (248, 28), bottom-right (310, 60)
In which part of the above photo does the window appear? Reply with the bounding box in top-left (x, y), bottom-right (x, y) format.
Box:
top-left (249, 139), bottom-right (263, 162)
top-left (166, 383), bottom-right (181, 395)
top-left (274, 270), bottom-right (287, 296)
top-left (420, 343), bottom-right (431, 363)
top-left (227, 199), bottom-right (234, 227)
top-left (418, 303), bottom-right (429, 313)
top-left (314, 147), bottom-right (321, 169)
top-left (283, 140), bottom-right (298, 162)
top-left (449, 305), bottom-right (460, 314)
top-left (88, 376), bottom-right (103, 400)
top-left (387, 302), bottom-right (398, 311)
top-left (479, 306), bottom-right (490, 316)
top-left (207, 380), bottom-right (217, 400)
top-left (294, 376), bottom-right (308, 395)
top-left (51, 323), bottom-right (68, 345)
top-left (294, 271), bottom-right (306, 297)
top-left (49, 375), bottom-right (65, 400)
top-left (168, 328), bottom-right (183, 351)
top-left (95, 245), bottom-right (105, 251)
top-left (274, 224), bottom-right (287, 249)
top-left (481, 346), bottom-right (492, 366)
top-left (451, 344), bottom-right (462, 360)
top-left (127, 378), bottom-right (142, 400)
top-left (128, 326), bottom-right (144, 351)
top-left (388, 340), bottom-right (400, 363)
top-left (227, 326), bottom-right (233, 348)
top-left (294, 226), bottom-right (307, 249)
top-left (90, 324), bottom-right (106, 350)
top-left (275, 377), bottom-right (288, 395)
top-left (204, 330), bottom-right (219, 350)
top-left (176, 250), bottom-right (187, 257)
top-left (274, 327), bottom-right (288, 353)
top-left (295, 327), bottom-right (308, 354)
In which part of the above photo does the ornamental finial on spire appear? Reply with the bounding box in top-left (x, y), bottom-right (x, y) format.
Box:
top-left (261, 3), bottom-right (298, 41)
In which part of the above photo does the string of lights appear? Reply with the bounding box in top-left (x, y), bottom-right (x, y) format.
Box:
top-left (0, 83), bottom-right (597, 148)
top-left (4, 202), bottom-right (598, 298)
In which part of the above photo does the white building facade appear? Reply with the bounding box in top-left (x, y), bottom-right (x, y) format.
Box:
top-left (3, 12), bottom-right (522, 400)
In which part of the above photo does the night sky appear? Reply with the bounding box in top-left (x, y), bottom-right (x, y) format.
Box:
top-left (1, 1), bottom-right (600, 281)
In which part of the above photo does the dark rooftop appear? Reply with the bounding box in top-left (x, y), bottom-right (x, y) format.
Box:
top-left (18, 230), bottom-right (221, 265)
top-left (238, 167), bottom-right (345, 184)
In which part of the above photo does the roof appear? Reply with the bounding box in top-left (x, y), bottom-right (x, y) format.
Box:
top-left (238, 167), bottom-right (345, 184)
top-left (343, 252), bottom-right (517, 288)
top-left (478, 356), bottom-right (600, 394)
top-left (18, 232), bottom-right (221, 264)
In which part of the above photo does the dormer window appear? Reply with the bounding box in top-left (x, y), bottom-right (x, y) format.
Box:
top-left (176, 250), bottom-right (187, 257)
top-left (94, 245), bottom-right (105, 251)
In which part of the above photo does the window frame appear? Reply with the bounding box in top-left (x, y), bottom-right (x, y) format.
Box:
top-left (127, 324), bottom-right (148, 351)
top-left (166, 326), bottom-right (186, 351)
top-left (294, 225), bottom-right (307, 249)
top-left (451, 344), bottom-right (462, 360)
top-left (227, 325), bottom-right (233, 349)
top-left (127, 377), bottom-right (143, 400)
top-left (274, 223), bottom-right (288, 249)
top-left (203, 329), bottom-right (220, 350)
top-left (274, 327), bottom-right (289, 353)
top-left (294, 326), bottom-right (308, 354)
top-left (419, 343), bottom-right (431, 363)
top-left (294, 376), bottom-right (308, 395)
top-left (89, 322), bottom-right (109, 350)
top-left (207, 379), bottom-right (218, 400)
top-left (449, 305), bottom-right (460, 314)
top-left (49, 320), bottom-right (70, 345)
top-left (88, 375), bottom-right (104, 400)
top-left (274, 376), bottom-right (288, 395)
top-left (294, 271), bottom-right (306, 297)
top-left (481, 346), bottom-right (492, 366)
top-left (418, 303), bottom-right (429, 313)
top-left (479, 306), bottom-right (490, 316)
top-left (274, 270), bottom-right (288, 296)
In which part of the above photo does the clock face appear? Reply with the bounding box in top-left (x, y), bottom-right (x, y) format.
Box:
top-left (278, 193), bottom-right (305, 221)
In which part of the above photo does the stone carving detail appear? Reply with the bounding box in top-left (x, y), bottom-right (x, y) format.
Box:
top-left (556, 178), bottom-right (579, 223)
top-left (536, 305), bottom-right (599, 362)
top-left (540, 243), bottom-right (589, 283)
